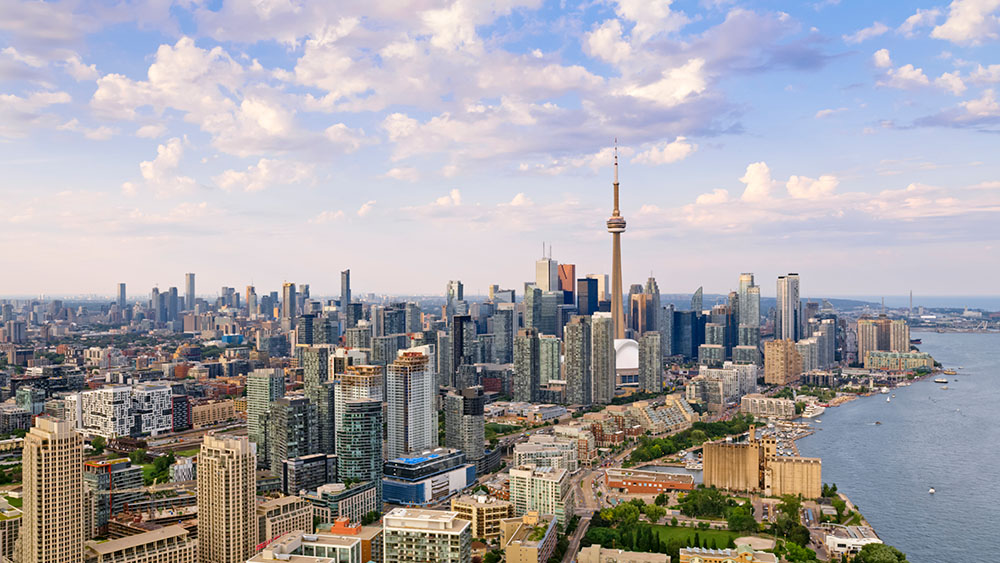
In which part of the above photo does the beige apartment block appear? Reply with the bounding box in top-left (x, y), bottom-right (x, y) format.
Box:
top-left (198, 434), bottom-right (256, 563)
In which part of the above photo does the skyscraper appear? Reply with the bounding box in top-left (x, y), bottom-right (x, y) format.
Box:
top-left (340, 269), bottom-right (351, 310)
top-left (247, 368), bottom-right (285, 469)
top-left (334, 365), bottom-right (384, 454)
top-left (246, 285), bottom-right (258, 317)
top-left (185, 272), bottom-right (195, 310)
top-left (513, 328), bottom-right (540, 403)
top-left (557, 263), bottom-right (576, 305)
top-left (167, 286), bottom-right (179, 322)
top-left (776, 274), bottom-right (801, 342)
top-left (19, 416), bottom-right (84, 563)
top-left (268, 396), bottom-right (319, 474)
top-left (452, 315), bottom-right (477, 381)
top-left (117, 282), bottom-right (126, 309)
top-left (535, 250), bottom-right (559, 292)
top-left (198, 434), bottom-right (256, 563)
top-left (282, 282), bottom-right (297, 321)
top-left (387, 352), bottom-right (437, 459)
top-left (691, 286), bottom-right (703, 313)
top-left (564, 316), bottom-right (592, 405)
top-left (337, 398), bottom-right (383, 495)
top-left (524, 286), bottom-right (542, 331)
top-left (492, 304), bottom-right (515, 364)
top-left (446, 280), bottom-right (464, 320)
top-left (444, 386), bottom-right (486, 463)
top-left (606, 147), bottom-right (627, 340)
top-left (577, 277), bottom-right (597, 316)
top-left (539, 335), bottom-right (560, 386)
top-left (639, 331), bottom-right (662, 394)
top-left (302, 345), bottom-right (335, 453)
top-left (591, 313), bottom-right (615, 404)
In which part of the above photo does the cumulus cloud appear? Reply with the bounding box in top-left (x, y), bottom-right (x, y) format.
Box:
top-left (935, 71), bottom-right (967, 95)
top-left (931, 0), bottom-right (1000, 45)
top-left (135, 124), bottom-right (167, 138)
top-left (381, 167), bottom-right (420, 182)
top-left (0, 90), bottom-right (71, 137)
top-left (961, 89), bottom-right (1000, 117)
top-left (739, 162), bottom-right (775, 202)
top-left (843, 22), bottom-right (889, 43)
top-left (621, 59), bottom-right (707, 108)
top-left (57, 118), bottom-right (114, 140)
top-left (122, 137), bottom-right (196, 197)
top-left (214, 159), bottom-right (314, 192)
top-left (63, 55), bottom-right (97, 80)
top-left (898, 8), bottom-right (941, 37)
top-left (357, 200), bottom-right (376, 217)
top-left (786, 174), bottom-right (839, 199)
top-left (970, 63), bottom-right (1000, 83)
top-left (695, 188), bottom-right (730, 204)
top-left (879, 64), bottom-right (931, 89)
top-left (632, 137), bottom-right (696, 165)
top-left (873, 49), bottom-right (892, 69)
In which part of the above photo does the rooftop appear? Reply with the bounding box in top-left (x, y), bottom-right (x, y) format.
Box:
top-left (85, 525), bottom-right (189, 556)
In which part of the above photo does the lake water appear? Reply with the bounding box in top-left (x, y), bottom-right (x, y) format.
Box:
top-left (796, 331), bottom-right (1000, 562)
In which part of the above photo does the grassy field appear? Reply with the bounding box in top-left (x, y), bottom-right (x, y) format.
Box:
top-left (652, 525), bottom-right (739, 548)
top-left (173, 448), bottom-right (200, 457)
top-left (4, 496), bottom-right (21, 508)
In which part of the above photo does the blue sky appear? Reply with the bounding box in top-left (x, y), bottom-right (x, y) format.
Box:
top-left (1, 0), bottom-right (999, 299)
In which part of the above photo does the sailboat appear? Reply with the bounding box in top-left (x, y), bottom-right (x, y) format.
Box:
top-left (886, 396), bottom-right (891, 403)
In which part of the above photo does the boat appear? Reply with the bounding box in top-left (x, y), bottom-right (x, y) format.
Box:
top-left (943, 370), bottom-right (957, 375)
top-left (801, 404), bottom-right (826, 418)
top-left (910, 338), bottom-right (922, 345)
top-left (940, 385), bottom-right (949, 390)
top-left (886, 397), bottom-right (891, 403)
top-left (891, 394), bottom-right (896, 398)
top-left (929, 487), bottom-right (935, 494)
top-left (875, 421), bottom-right (882, 425)
top-left (934, 377), bottom-right (948, 384)
top-left (880, 387), bottom-right (889, 394)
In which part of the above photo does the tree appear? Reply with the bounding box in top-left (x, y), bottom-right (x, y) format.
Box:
top-left (129, 448), bottom-right (149, 466)
top-left (784, 542), bottom-right (819, 562)
top-left (643, 504), bottom-right (666, 523)
top-left (654, 492), bottom-right (670, 506)
top-left (361, 511), bottom-right (381, 525)
top-left (483, 550), bottom-right (502, 563)
top-left (853, 543), bottom-right (910, 563)
top-left (91, 436), bottom-right (106, 455)
top-left (670, 516), bottom-right (678, 527)
top-left (831, 497), bottom-right (847, 521)
top-left (777, 495), bottom-right (802, 520)
top-left (726, 505), bottom-right (758, 534)
top-left (822, 483), bottom-right (839, 497)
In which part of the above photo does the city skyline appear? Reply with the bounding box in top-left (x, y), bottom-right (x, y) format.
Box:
top-left (3, 1), bottom-right (1000, 296)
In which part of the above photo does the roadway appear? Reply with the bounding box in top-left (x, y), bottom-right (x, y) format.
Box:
top-left (560, 516), bottom-right (591, 563)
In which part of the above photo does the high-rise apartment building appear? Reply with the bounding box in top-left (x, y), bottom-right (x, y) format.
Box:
top-left (246, 285), bottom-right (258, 317)
top-left (334, 365), bottom-right (384, 454)
top-left (539, 335), bottom-right (560, 386)
top-left (508, 465), bottom-right (575, 530)
top-left (492, 305), bottom-right (515, 364)
top-left (185, 273), bottom-right (195, 310)
top-left (65, 384), bottom-right (172, 439)
top-left (764, 339), bottom-right (802, 385)
top-left (383, 508), bottom-right (472, 563)
top-left (444, 387), bottom-right (485, 463)
top-left (591, 313), bottom-right (615, 404)
top-left (776, 274), bottom-right (801, 342)
top-left (302, 345), bottom-right (335, 453)
top-left (18, 417), bottom-right (84, 563)
top-left (564, 316), bottom-right (592, 405)
top-left (513, 328), bottom-right (540, 403)
top-left (117, 282), bottom-right (127, 309)
top-left (248, 369), bottom-right (285, 468)
top-left (269, 397), bottom-right (320, 475)
top-left (523, 286), bottom-right (542, 331)
top-left (387, 352), bottom-right (437, 459)
top-left (340, 269), bottom-right (351, 310)
top-left (83, 458), bottom-right (144, 536)
top-left (639, 331), bottom-right (661, 393)
top-left (198, 434), bottom-right (256, 563)
top-left (337, 399), bottom-right (383, 496)
top-left (890, 319), bottom-right (910, 353)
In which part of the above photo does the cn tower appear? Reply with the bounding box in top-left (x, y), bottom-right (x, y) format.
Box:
top-left (607, 142), bottom-right (626, 340)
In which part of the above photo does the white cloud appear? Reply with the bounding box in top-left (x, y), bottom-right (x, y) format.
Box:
top-left (873, 49), bottom-right (892, 69)
top-left (935, 71), bottom-right (967, 95)
top-left (585, 20), bottom-right (632, 65)
top-left (124, 137), bottom-right (197, 197)
top-left (382, 167), bottom-right (420, 182)
top-left (433, 189), bottom-right (462, 207)
top-left (961, 89), bottom-right (1000, 117)
top-left (0, 90), bottom-right (71, 137)
top-left (786, 174), bottom-right (839, 199)
top-left (879, 64), bottom-right (931, 89)
top-left (815, 107), bottom-right (847, 118)
top-left (631, 137), bottom-right (696, 165)
top-left (214, 158), bottom-right (314, 192)
top-left (898, 8), bottom-right (941, 37)
top-left (135, 124), bottom-right (167, 138)
top-left (63, 55), bottom-right (97, 80)
top-left (739, 162), bottom-right (775, 202)
top-left (357, 200), bottom-right (376, 217)
top-left (970, 63), bottom-right (1000, 83)
top-left (613, 0), bottom-right (690, 42)
top-left (622, 58), bottom-right (707, 107)
top-left (310, 210), bottom-right (345, 224)
top-left (931, 0), bottom-right (1000, 45)
top-left (57, 118), bottom-right (114, 140)
top-left (843, 22), bottom-right (889, 44)
top-left (695, 188), bottom-right (730, 204)
top-left (508, 193), bottom-right (533, 207)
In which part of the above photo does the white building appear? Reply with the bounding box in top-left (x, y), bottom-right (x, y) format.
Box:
top-left (513, 435), bottom-right (579, 472)
top-left (65, 383), bottom-right (172, 439)
top-left (387, 352), bottom-right (437, 459)
top-left (824, 525), bottom-right (882, 556)
top-left (383, 508), bottom-right (471, 563)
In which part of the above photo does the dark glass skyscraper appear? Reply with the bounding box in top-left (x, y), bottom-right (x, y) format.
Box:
top-left (577, 277), bottom-right (597, 317)
top-left (338, 398), bottom-right (383, 497)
